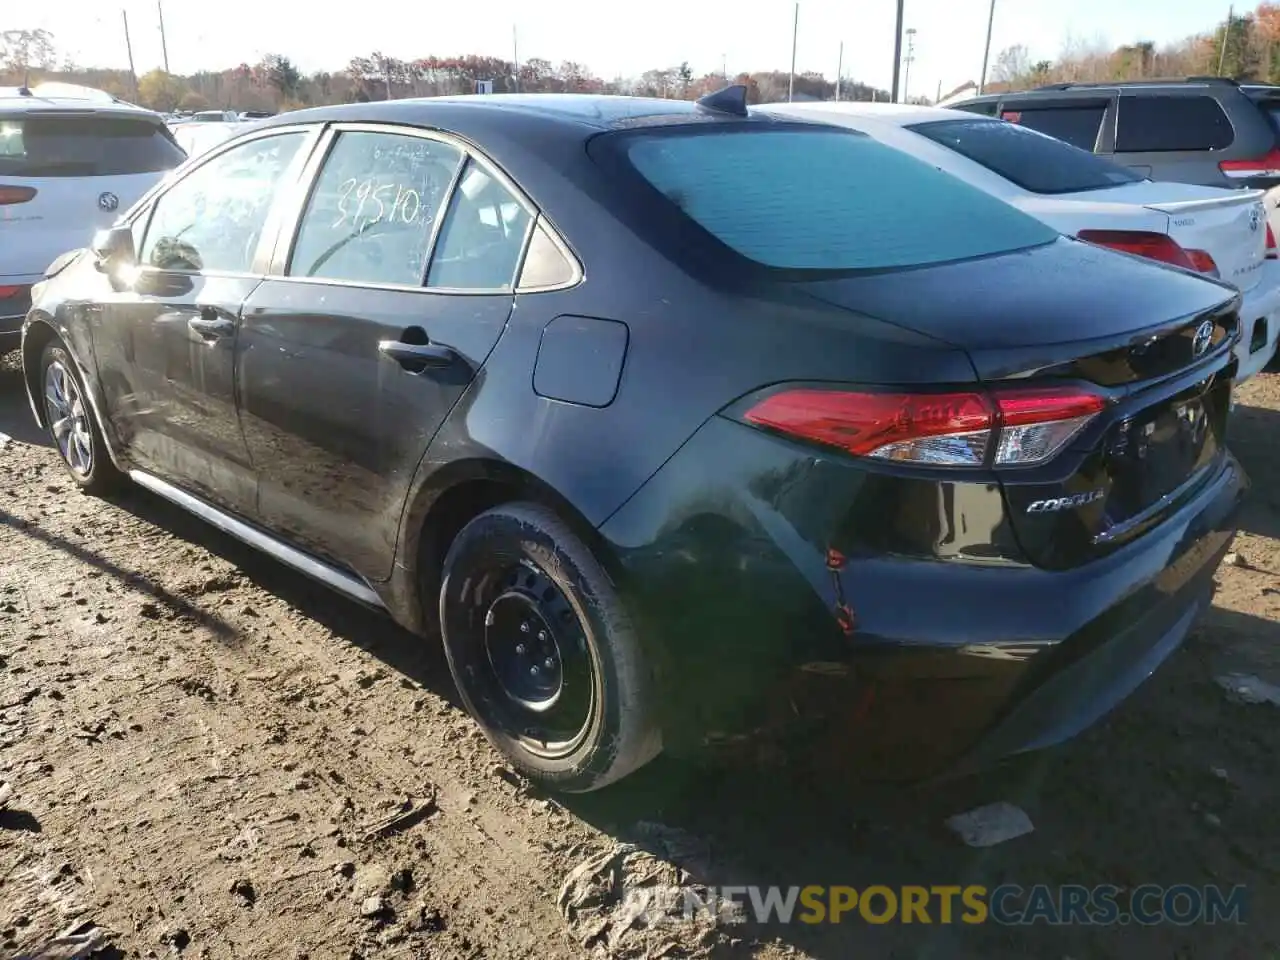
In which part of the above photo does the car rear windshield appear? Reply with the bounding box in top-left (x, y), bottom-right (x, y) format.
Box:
top-left (0, 114), bottom-right (186, 177)
top-left (610, 127), bottom-right (1057, 272)
top-left (909, 118), bottom-right (1143, 194)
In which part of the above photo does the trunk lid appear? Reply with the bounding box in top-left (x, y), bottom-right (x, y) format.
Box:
top-left (1141, 186), bottom-right (1267, 292)
top-left (799, 236), bottom-right (1241, 569)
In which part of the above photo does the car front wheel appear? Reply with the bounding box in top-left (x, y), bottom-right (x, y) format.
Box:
top-left (437, 502), bottom-right (661, 793)
top-left (39, 340), bottom-right (123, 495)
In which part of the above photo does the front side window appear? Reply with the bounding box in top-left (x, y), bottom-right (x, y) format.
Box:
top-left (427, 160), bottom-right (532, 290)
top-left (139, 132), bottom-right (306, 273)
top-left (910, 118), bottom-right (1143, 194)
top-left (288, 131), bottom-right (462, 286)
top-left (611, 127), bottom-right (1057, 272)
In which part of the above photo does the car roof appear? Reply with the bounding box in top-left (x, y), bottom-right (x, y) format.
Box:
top-left (251, 93), bottom-right (783, 140)
top-left (757, 101), bottom-right (972, 127)
top-left (0, 83), bottom-right (161, 119)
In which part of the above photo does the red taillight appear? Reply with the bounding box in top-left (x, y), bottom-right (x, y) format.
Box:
top-left (0, 185), bottom-right (36, 205)
top-left (0, 285), bottom-right (28, 299)
top-left (1185, 249), bottom-right (1220, 276)
top-left (1219, 147), bottom-right (1280, 180)
top-left (742, 386), bottom-right (1106, 468)
top-left (1076, 229), bottom-right (1215, 274)
top-left (1267, 223), bottom-right (1278, 260)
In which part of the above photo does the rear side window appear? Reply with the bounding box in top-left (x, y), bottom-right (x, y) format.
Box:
top-left (910, 118), bottom-right (1143, 194)
top-left (288, 131), bottom-right (462, 287)
top-left (1001, 105), bottom-right (1106, 151)
top-left (613, 128), bottom-right (1056, 272)
top-left (426, 160), bottom-right (532, 290)
top-left (1115, 96), bottom-right (1233, 152)
top-left (0, 115), bottom-right (185, 177)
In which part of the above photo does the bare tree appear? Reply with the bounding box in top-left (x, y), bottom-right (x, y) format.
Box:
top-left (1, 28), bottom-right (57, 75)
top-left (992, 44), bottom-right (1031, 84)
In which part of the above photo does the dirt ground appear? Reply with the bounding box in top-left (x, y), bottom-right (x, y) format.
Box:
top-left (1, 349), bottom-right (1278, 960)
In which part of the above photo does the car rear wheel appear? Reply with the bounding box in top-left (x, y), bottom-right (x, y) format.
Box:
top-left (40, 340), bottom-right (123, 495)
top-left (437, 502), bottom-right (661, 792)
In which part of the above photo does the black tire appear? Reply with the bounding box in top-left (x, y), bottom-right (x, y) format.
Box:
top-left (38, 340), bottom-right (124, 495)
top-left (438, 502), bottom-right (661, 792)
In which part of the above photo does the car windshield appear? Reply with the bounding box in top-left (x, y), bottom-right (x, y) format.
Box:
top-left (0, 114), bottom-right (185, 177)
top-left (909, 117), bottom-right (1144, 195)
top-left (609, 126), bottom-right (1057, 272)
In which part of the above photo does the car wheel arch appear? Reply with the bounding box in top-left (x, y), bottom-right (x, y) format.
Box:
top-left (21, 317), bottom-right (61, 429)
top-left (22, 317), bottom-right (129, 474)
top-left (389, 460), bottom-right (617, 630)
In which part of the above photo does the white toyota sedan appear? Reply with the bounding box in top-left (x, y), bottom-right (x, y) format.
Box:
top-left (760, 101), bottom-right (1280, 383)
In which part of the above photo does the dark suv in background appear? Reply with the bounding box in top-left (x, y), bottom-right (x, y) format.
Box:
top-left (951, 78), bottom-right (1280, 231)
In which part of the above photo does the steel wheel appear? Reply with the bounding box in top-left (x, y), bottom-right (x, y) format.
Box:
top-left (476, 559), bottom-right (596, 758)
top-left (439, 502), bottom-right (661, 791)
top-left (44, 359), bottom-right (93, 477)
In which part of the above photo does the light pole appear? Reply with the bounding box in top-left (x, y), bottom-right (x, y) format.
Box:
top-left (979, 0), bottom-right (996, 94)
top-left (788, 3), bottom-right (799, 102)
top-left (903, 28), bottom-right (917, 102)
top-left (890, 0), bottom-right (905, 102)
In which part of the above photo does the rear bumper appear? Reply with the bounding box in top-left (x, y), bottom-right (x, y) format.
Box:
top-left (1235, 265), bottom-right (1280, 383)
top-left (0, 274), bottom-right (39, 349)
top-left (601, 413), bottom-right (1247, 776)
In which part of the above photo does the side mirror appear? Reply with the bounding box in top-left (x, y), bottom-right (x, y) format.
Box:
top-left (91, 225), bottom-right (136, 273)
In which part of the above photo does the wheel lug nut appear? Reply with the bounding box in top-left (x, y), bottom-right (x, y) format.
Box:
top-left (538, 631), bottom-right (548, 643)
top-left (519, 622), bottom-right (530, 633)
top-left (530, 666), bottom-right (540, 676)
top-left (544, 658), bottom-right (554, 669)
top-left (515, 643), bottom-right (526, 655)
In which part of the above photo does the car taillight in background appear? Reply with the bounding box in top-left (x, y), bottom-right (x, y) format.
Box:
top-left (741, 386), bottom-right (1107, 468)
top-left (1219, 147), bottom-right (1280, 180)
top-left (0, 185), bottom-right (37, 205)
top-left (0, 285), bottom-right (30, 301)
top-left (1077, 229), bottom-right (1219, 278)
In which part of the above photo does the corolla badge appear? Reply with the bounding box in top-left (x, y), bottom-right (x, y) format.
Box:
top-left (1026, 489), bottom-right (1106, 513)
top-left (1191, 319), bottom-right (1214, 357)
top-left (97, 192), bottom-right (119, 212)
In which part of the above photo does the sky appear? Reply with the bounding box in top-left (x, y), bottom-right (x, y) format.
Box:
top-left (24, 0), bottom-right (1234, 99)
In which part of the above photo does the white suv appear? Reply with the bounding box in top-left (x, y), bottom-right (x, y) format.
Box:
top-left (1, 84), bottom-right (186, 349)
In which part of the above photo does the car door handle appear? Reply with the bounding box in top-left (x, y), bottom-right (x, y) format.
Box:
top-left (377, 339), bottom-right (460, 369)
top-left (189, 309), bottom-right (235, 340)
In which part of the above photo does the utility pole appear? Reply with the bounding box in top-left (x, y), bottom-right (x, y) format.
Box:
top-left (903, 28), bottom-right (917, 102)
top-left (835, 41), bottom-right (843, 101)
top-left (382, 55), bottom-right (393, 100)
top-left (157, 0), bottom-right (170, 73)
top-left (788, 2), bottom-right (799, 102)
top-left (512, 25), bottom-right (520, 92)
top-left (891, 0), bottom-right (905, 102)
top-left (122, 10), bottom-right (138, 101)
top-left (1218, 5), bottom-right (1234, 76)
top-left (722, 54), bottom-right (728, 81)
top-left (979, 0), bottom-right (995, 94)
top-left (935, 78), bottom-right (942, 104)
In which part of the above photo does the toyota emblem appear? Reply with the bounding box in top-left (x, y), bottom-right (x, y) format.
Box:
top-left (97, 192), bottom-right (119, 212)
top-left (1192, 319), bottom-right (1214, 357)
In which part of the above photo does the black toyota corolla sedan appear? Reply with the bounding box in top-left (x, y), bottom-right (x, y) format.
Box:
top-left (21, 87), bottom-right (1246, 791)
